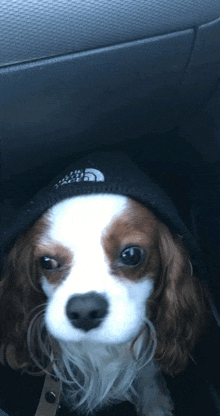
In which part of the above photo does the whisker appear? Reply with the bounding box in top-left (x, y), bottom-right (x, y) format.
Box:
top-left (27, 304), bottom-right (58, 376)
top-left (26, 310), bottom-right (157, 414)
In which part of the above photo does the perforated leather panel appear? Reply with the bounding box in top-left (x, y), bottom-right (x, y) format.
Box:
top-left (1, 0), bottom-right (220, 66)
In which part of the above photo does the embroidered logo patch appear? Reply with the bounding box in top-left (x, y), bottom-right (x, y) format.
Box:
top-left (54, 168), bottom-right (105, 189)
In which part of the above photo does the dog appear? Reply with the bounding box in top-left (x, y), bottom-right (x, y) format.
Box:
top-left (0, 192), bottom-right (208, 416)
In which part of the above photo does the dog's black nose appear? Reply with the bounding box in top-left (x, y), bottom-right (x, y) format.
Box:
top-left (66, 292), bottom-right (109, 332)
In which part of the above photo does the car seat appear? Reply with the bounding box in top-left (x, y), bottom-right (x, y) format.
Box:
top-left (1, 1), bottom-right (220, 415)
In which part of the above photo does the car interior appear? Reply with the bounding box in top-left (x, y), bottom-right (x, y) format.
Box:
top-left (1, 1), bottom-right (220, 415)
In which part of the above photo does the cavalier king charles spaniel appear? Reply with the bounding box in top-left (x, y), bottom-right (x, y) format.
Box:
top-left (0, 194), bottom-right (208, 415)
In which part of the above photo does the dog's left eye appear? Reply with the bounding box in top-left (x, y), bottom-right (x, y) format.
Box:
top-left (120, 247), bottom-right (145, 266)
top-left (39, 256), bottom-right (60, 270)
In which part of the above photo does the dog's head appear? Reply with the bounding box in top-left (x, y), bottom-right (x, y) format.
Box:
top-left (0, 194), bottom-right (208, 374)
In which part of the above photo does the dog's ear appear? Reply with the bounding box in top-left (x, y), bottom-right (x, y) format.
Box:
top-left (148, 223), bottom-right (209, 375)
top-left (0, 232), bottom-right (45, 368)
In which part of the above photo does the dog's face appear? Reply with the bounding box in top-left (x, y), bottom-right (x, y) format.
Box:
top-left (36, 194), bottom-right (160, 344)
top-left (1, 192), bottom-right (207, 376)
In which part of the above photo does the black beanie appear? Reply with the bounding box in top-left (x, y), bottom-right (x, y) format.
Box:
top-left (1, 151), bottom-right (205, 280)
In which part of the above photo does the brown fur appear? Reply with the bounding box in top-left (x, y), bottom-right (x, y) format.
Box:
top-left (102, 200), bottom-right (161, 281)
top-left (148, 222), bottom-right (209, 374)
top-left (34, 242), bottom-right (73, 286)
top-left (0, 217), bottom-right (48, 368)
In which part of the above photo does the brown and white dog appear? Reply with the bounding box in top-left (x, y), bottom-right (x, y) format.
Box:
top-left (0, 193), bottom-right (208, 415)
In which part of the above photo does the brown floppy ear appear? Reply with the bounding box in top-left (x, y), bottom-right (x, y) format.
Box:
top-left (148, 223), bottom-right (209, 375)
top-left (0, 231), bottom-right (45, 368)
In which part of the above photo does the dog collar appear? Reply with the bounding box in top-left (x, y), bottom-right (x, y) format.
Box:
top-left (34, 373), bottom-right (61, 416)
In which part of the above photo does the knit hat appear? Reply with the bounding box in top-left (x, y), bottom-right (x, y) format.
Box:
top-left (1, 151), bottom-right (205, 279)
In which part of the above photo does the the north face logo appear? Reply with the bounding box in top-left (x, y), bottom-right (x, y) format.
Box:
top-left (54, 168), bottom-right (105, 189)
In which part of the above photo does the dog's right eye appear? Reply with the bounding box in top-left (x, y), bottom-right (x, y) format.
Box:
top-left (39, 256), bottom-right (60, 270)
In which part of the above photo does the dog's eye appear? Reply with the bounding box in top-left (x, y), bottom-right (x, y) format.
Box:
top-left (120, 247), bottom-right (145, 266)
top-left (39, 256), bottom-right (60, 270)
